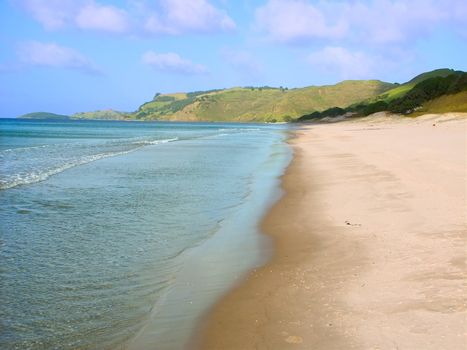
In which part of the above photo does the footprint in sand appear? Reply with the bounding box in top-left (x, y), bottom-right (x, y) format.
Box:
top-left (285, 335), bottom-right (303, 344)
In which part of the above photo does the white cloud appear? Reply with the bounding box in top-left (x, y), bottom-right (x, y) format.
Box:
top-left (145, 0), bottom-right (235, 34)
top-left (15, 0), bottom-right (235, 35)
top-left (17, 41), bottom-right (101, 74)
top-left (15, 0), bottom-right (128, 33)
top-left (255, 0), bottom-right (466, 45)
top-left (307, 46), bottom-right (375, 79)
top-left (344, 0), bottom-right (449, 44)
top-left (255, 0), bottom-right (346, 43)
top-left (142, 51), bottom-right (207, 75)
top-left (75, 3), bottom-right (129, 33)
top-left (14, 0), bottom-right (83, 30)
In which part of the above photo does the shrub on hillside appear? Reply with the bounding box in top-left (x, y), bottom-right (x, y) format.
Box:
top-left (388, 72), bottom-right (467, 114)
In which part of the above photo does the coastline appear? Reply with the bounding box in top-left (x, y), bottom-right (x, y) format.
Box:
top-left (123, 124), bottom-right (291, 350)
top-left (194, 113), bottom-right (467, 349)
top-left (0, 120), bottom-right (292, 350)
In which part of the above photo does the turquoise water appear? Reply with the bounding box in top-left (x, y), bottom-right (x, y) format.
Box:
top-left (0, 119), bottom-right (291, 349)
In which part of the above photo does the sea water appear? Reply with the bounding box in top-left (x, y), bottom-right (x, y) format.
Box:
top-left (0, 119), bottom-right (291, 349)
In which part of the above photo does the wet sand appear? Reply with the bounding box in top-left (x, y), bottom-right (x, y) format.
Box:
top-left (194, 113), bottom-right (467, 349)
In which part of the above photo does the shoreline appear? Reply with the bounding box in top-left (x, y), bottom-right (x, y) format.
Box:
top-left (123, 125), bottom-right (291, 350)
top-left (194, 113), bottom-right (467, 349)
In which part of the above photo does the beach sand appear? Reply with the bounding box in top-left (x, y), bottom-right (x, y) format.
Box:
top-left (194, 113), bottom-right (467, 349)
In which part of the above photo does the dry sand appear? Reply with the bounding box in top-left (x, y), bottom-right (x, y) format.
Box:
top-left (194, 113), bottom-right (467, 349)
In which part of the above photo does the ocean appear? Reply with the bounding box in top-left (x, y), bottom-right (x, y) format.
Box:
top-left (0, 119), bottom-right (291, 349)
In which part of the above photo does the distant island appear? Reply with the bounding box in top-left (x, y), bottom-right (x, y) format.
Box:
top-left (20, 112), bottom-right (71, 120)
top-left (21, 109), bottom-right (128, 121)
top-left (19, 68), bottom-right (466, 123)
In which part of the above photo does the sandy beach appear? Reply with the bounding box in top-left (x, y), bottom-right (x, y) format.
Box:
top-left (195, 113), bottom-right (467, 349)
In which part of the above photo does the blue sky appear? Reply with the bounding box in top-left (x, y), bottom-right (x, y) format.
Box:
top-left (1, 0), bottom-right (466, 117)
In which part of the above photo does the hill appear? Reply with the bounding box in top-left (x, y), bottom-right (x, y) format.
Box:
top-left (19, 112), bottom-right (70, 120)
top-left (411, 90), bottom-right (467, 115)
top-left (298, 71), bottom-right (467, 121)
top-left (72, 109), bottom-right (129, 120)
top-left (133, 80), bottom-right (395, 122)
top-left (373, 68), bottom-right (461, 102)
top-left (18, 68), bottom-right (464, 123)
top-left (407, 68), bottom-right (461, 85)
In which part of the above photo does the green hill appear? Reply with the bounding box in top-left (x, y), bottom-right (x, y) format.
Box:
top-left (298, 71), bottom-right (467, 121)
top-left (411, 91), bottom-right (467, 115)
top-left (19, 112), bottom-right (70, 120)
top-left (387, 72), bottom-right (467, 114)
top-left (407, 68), bottom-right (460, 84)
top-left (133, 80), bottom-right (395, 122)
top-left (375, 68), bottom-right (461, 102)
top-left (19, 68), bottom-right (464, 123)
top-left (72, 109), bottom-right (129, 120)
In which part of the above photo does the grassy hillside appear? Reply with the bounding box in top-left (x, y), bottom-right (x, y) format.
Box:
top-left (72, 109), bottom-right (129, 120)
top-left (411, 91), bottom-right (467, 115)
top-left (20, 68), bottom-right (463, 123)
top-left (407, 68), bottom-right (460, 84)
top-left (19, 112), bottom-right (70, 119)
top-left (388, 72), bottom-right (467, 114)
top-left (374, 68), bottom-right (461, 102)
top-left (133, 80), bottom-right (394, 122)
top-left (298, 71), bottom-right (467, 121)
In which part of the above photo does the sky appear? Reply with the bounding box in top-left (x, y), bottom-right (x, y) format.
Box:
top-left (1, 0), bottom-right (466, 117)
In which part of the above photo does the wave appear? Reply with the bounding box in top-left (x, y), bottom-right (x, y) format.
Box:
top-left (217, 128), bottom-right (261, 132)
top-left (132, 137), bottom-right (179, 145)
top-left (0, 137), bottom-right (180, 190)
top-left (0, 151), bottom-right (133, 190)
top-left (0, 143), bottom-right (80, 154)
top-left (2, 144), bottom-right (51, 153)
